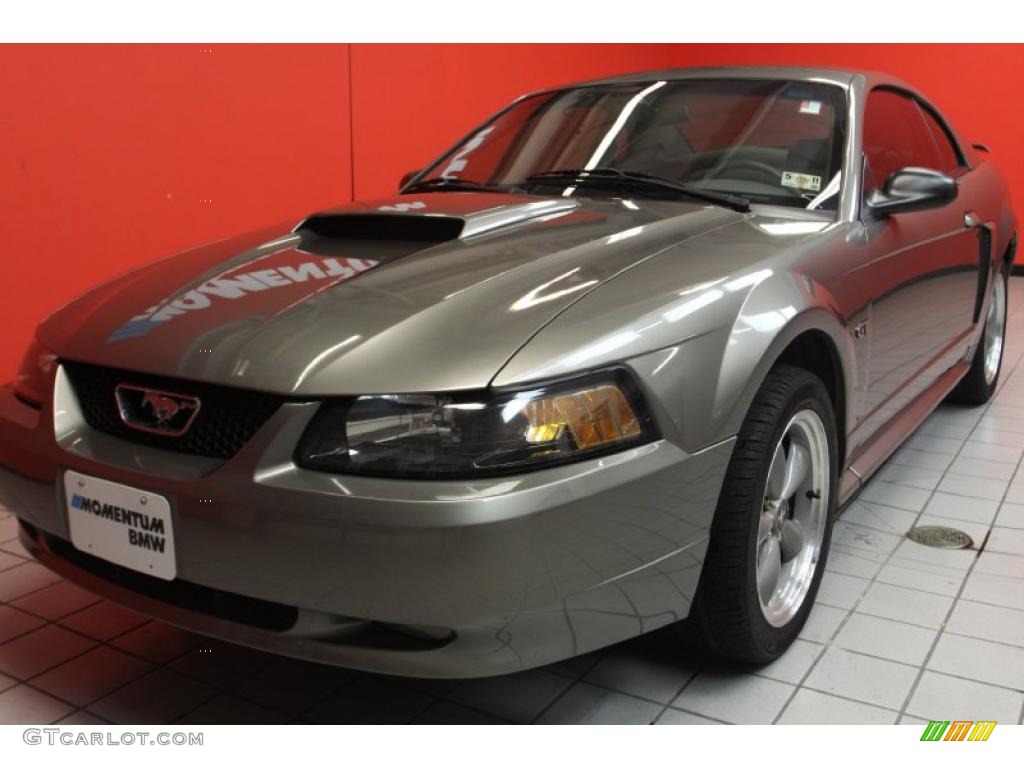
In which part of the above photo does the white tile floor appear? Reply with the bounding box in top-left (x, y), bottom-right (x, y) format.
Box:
top-left (2, 282), bottom-right (1024, 725)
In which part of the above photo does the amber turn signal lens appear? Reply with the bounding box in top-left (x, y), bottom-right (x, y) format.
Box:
top-left (522, 384), bottom-right (642, 448)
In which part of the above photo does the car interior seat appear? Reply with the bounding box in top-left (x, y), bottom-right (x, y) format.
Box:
top-left (618, 101), bottom-right (693, 177)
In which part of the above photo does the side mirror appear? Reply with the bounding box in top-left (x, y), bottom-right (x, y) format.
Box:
top-left (399, 169), bottom-right (421, 192)
top-left (867, 167), bottom-right (957, 216)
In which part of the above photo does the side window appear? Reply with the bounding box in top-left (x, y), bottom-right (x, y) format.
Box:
top-left (862, 89), bottom-right (942, 191)
top-left (918, 105), bottom-right (962, 174)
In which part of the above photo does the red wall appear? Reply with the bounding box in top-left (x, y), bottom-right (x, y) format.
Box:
top-left (0, 44), bottom-right (353, 382)
top-left (1, 43), bottom-right (1022, 381)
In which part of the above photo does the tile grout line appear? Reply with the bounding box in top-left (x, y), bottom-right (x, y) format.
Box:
top-left (890, 289), bottom-right (1024, 717)
top-left (771, 546), bottom-right (903, 722)
top-left (0, 595), bottom-right (245, 723)
top-left (527, 652), bottom-right (631, 724)
top-left (33, 623), bottom-right (217, 722)
top-left (771, 477), bottom-right (959, 722)
top-left (646, 656), bottom-right (706, 724)
top-left (772, 355), bottom-right (1012, 723)
top-left (893, 318), bottom-right (1024, 721)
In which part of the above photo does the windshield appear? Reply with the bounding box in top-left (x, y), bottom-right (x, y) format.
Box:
top-left (417, 78), bottom-right (847, 210)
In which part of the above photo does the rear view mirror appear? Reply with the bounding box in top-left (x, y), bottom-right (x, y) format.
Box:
top-left (399, 169), bottom-right (421, 191)
top-left (867, 167), bottom-right (957, 216)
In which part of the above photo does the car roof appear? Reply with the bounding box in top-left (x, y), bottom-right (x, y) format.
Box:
top-left (560, 65), bottom-right (918, 95)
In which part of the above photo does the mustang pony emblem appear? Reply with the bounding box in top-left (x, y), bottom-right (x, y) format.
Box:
top-left (142, 391), bottom-right (192, 425)
top-left (115, 384), bottom-right (201, 436)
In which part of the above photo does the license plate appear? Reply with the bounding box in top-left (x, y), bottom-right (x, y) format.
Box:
top-left (64, 470), bottom-right (176, 580)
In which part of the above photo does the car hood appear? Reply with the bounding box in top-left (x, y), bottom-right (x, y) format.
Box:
top-left (40, 192), bottom-right (747, 395)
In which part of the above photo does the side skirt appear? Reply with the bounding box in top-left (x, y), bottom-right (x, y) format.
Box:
top-left (838, 361), bottom-right (970, 508)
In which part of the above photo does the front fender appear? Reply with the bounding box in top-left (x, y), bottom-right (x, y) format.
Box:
top-left (721, 294), bottom-right (856, 445)
top-left (491, 224), bottom-right (858, 456)
top-left (628, 272), bottom-right (856, 454)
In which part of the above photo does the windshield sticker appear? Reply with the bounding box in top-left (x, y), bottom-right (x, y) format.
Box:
top-left (781, 171), bottom-right (822, 192)
top-left (438, 125), bottom-right (495, 179)
top-left (798, 99), bottom-right (822, 115)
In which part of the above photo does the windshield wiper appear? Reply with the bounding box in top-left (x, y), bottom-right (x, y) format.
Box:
top-left (524, 168), bottom-right (750, 213)
top-left (403, 177), bottom-right (498, 193)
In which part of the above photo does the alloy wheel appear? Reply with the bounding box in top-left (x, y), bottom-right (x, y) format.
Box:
top-left (756, 409), bottom-right (830, 627)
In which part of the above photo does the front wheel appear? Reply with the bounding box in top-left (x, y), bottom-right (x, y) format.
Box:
top-left (690, 365), bottom-right (838, 664)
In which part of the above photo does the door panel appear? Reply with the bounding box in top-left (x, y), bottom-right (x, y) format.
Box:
top-left (859, 217), bottom-right (979, 424)
top-left (853, 89), bottom-right (980, 443)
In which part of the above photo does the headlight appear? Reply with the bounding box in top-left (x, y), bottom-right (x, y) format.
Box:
top-left (13, 338), bottom-right (56, 407)
top-left (295, 370), bottom-right (658, 478)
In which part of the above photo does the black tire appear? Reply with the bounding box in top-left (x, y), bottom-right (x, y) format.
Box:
top-left (689, 365), bottom-right (839, 664)
top-left (948, 266), bottom-right (1008, 405)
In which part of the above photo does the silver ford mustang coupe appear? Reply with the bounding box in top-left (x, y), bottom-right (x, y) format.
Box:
top-left (0, 67), bottom-right (1015, 677)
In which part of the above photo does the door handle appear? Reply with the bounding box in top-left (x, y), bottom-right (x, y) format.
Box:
top-left (964, 211), bottom-right (982, 229)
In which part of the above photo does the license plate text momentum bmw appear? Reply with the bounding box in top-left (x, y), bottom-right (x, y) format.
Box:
top-left (65, 470), bottom-right (176, 580)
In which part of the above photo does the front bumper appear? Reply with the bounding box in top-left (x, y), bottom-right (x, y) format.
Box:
top-left (0, 368), bottom-right (733, 677)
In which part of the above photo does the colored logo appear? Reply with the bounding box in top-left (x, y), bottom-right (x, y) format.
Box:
top-left (920, 720), bottom-right (996, 741)
top-left (115, 384), bottom-right (201, 436)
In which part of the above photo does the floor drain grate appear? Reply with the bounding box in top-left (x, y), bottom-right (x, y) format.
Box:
top-left (906, 525), bottom-right (973, 550)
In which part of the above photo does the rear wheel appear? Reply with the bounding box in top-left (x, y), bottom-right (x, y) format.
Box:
top-left (690, 365), bottom-right (838, 663)
top-left (949, 267), bottom-right (1008, 405)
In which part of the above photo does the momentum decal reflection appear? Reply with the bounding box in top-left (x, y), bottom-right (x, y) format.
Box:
top-left (107, 253), bottom-right (378, 343)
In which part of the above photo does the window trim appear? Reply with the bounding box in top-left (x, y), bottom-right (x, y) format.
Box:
top-left (914, 99), bottom-right (970, 175)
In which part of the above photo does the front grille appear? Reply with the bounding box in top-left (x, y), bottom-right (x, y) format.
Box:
top-left (42, 531), bottom-right (298, 632)
top-left (62, 361), bottom-right (285, 459)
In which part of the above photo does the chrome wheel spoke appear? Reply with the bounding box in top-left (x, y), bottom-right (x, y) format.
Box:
top-left (779, 442), bottom-right (810, 501)
top-left (984, 272), bottom-right (1006, 385)
top-left (779, 518), bottom-right (805, 562)
top-left (766, 442), bottom-right (787, 501)
top-left (758, 511), bottom-right (774, 545)
top-left (757, 536), bottom-right (782, 606)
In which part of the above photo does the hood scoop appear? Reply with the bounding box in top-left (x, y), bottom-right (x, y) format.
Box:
top-left (295, 212), bottom-right (464, 258)
top-left (298, 212), bottom-right (464, 242)
top-left (295, 197), bottom-right (580, 255)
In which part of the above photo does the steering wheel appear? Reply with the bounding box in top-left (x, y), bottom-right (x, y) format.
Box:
top-left (711, 159), bottom-right (784, 185)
